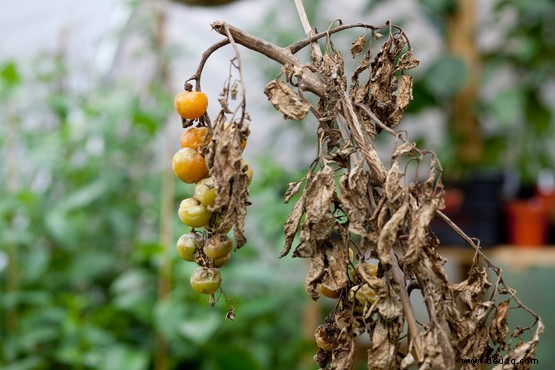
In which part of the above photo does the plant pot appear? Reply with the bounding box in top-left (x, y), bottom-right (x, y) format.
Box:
top-left (505, 198), bottom-right (548, 247)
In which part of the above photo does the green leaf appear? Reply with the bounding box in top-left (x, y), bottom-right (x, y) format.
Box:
top-left (208, 344), bottom-right (263, 370)
top-left (99, 346), bottom-right (149, 370)
top-left (0, 61), bottom-right (21, 86)
top-left (490, 88), bottom-right (525, 127)
top-left (423, 54), bottom-right (467, 99)
top-left (3, 357), bottom-right (46, 370)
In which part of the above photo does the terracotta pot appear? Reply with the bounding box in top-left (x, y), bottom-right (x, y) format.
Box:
top-left (505, 198), bottom-right (548, 247)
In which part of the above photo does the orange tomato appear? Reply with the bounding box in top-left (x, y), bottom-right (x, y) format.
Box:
top-left (180, 127), bottom-right (211, 150)
top-left (174, 91), bottom-right (208, 120)
top-left (172, 147), bottom-right (209, 183)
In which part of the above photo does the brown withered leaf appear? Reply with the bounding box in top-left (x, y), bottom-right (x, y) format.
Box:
top-left (280, 194), bottom-right (305, 258)
top-left (450, 264), bottom-right (492, 310)
top-left (367, 319), bottom-right (400, 370)
top-left (306, 249), bottom-right (326, 300)
top-left (492, 320), bottom-right (543, 370)
top-left (376, 201), bottom-right (409, 269)
top-left (323, 233), bottom-right (350, 292)
top-left (264, 79), bottom-right (310, 120)
top-left (294, 165), bottom-right (336, 257)
top-left (490, 300), bottom-right (510, 346)
top-left (205, 114), bottom-right (250, 247)
top-left (395, 50), bottom-right (419, 72)
top-left (419, 326), bottom-right (456, 370)
top-left (330, 329), bottom-right (356, 370)
top-left (351, 34), bottom-right (367, 58)
top-left (284, 180), bottom-right (304, 204)
top-left (366, 32), bottom-right (418, 128)
top-left (404, 203), bottom-right (437, 264)
top-left (387, 74), bottom-right (413, 129)
top-left (384, 160), bottom-right (405, 206)
top-left (339, 157), bottom-right (371, 236)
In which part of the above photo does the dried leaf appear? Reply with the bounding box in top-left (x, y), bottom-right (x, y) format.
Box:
top-left (264, 79), bottom-right (310, 120)
top-left (367, 320), bottom-right (400, 370)
top-left (294, 165), bottom-right (336, 257)
top-left (281, 194), bottom-right (305, 258)
top-left (331, 329), bottom-right (356, 370)
top-left (376, 201), bottom-right (409, 269)
top-left (205, 115), bottom-right (251, 247)
top-left (395, 50), bottom-right (419, 72)
top-left (306, 249), bottom-right (326, 300)
top-left (339, 157), bottom-right (371, 235)
top-left (351, 34), bottom-right (367, 58)
top-left (387, 74), bottom-right (413, 129)
top-left (490, 300), bottom-right (510, 345)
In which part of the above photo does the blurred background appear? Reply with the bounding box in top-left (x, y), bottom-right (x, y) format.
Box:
top-left (1, 0), bottom-right (554, 369)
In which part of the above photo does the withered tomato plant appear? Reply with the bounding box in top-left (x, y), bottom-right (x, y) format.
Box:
top-left (181, 3), bottom-right (543, 369)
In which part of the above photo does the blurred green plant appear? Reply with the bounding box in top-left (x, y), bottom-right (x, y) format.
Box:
top-left (0, 47), bottom-right (315, 369)
top-left (413, 0), bottom-right (555, 184)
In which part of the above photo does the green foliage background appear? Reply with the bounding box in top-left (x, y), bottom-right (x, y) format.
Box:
top-left (0, 52), bottom-right (317, 369)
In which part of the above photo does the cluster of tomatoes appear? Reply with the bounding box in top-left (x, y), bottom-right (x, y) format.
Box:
top-left (315, 260), bottom-right (379, 351)
top-left (171, 89), bottom-right (252, 297)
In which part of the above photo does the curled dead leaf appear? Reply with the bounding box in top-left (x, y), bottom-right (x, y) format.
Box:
top-left (264, 79), bottom-right (310, 120)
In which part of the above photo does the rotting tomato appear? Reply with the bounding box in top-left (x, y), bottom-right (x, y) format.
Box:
top-left (172, 147), bottom-right (208, 184)
top-left (194, 177), bottom-right (217, 207)
top-left (178, 197), bottom-right (212, 228)
top-left (203, 234), bottom-right (233, 260)
top-left (190, 267), bottom-right (222, 294)
top-left (174, 91), bottom-right (208, 120)
top-left (212, 253), bottom-right (231, 268)
top-left (319, 283), bottom-right (341, 299)
top-left (176, 233), bottom-right (203, 262)
top-left (180, 126), bottom-right (211, 151)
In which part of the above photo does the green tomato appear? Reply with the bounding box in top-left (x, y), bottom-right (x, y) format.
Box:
top-left (178, 197), bottom-right (212, 228)
top-left (194, 177), bottom-right (217, 207)
top-left (203, 234), bottom-right (233, 260)
top-left (190, 267), bottom-right (222, 294)
top-left (176, 233), bottom-right (202, 262)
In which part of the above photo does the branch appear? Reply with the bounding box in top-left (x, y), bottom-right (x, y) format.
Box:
top-left (210, 21), bottom-right (326, 97)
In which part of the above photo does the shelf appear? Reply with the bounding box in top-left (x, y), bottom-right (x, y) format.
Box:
top-left (439, 245), bottom-right (555, 269)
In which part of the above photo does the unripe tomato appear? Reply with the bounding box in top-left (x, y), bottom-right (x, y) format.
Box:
top-left (190, 267), bottom-right (222, 294)
top-left (174, 91), bottom-right (208, 120)
top-left (204, 234), bottom-right (233, 260)
top-left (241, 160), bottom-right (253, 185)
top-left (180, 127), bottom-right (211, 150)
top-left (178, 198), bottom-right (212, 228)
top-left (176, 233), bottom-right (203, 262)
top-left (194, 177), bottom-right (217, 207)
top-left (172, 147), bottom-right (208, 183)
